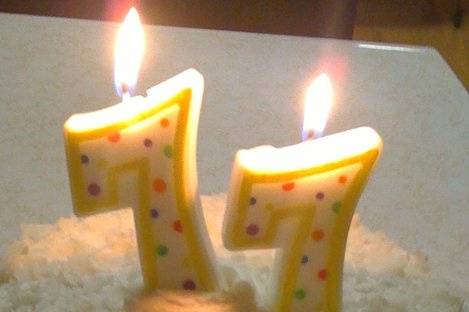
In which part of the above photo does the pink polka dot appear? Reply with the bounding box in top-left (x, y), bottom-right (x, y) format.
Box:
top-left (316, 192), bottom-right (325, 200)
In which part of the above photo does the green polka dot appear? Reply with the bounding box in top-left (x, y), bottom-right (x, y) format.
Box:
top-left (156, 244), bottom-right (169, 256)
top-left (294, 288), bottom-right (306, 300)
top-left (332, 201), bottom-right (341, 213)
top-left (163, 145), bottom-right (173, 158)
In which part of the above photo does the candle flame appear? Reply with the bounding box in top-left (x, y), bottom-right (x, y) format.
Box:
top-left (114, 8), bottom-right (145, 98)
top-left (302, 73), bottom-right (333, 140)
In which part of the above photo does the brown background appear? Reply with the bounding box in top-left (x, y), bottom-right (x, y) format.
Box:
top-left (0, 0), bottom-right (358, 38)
top-left (0, 0), bottom-right (467, 87)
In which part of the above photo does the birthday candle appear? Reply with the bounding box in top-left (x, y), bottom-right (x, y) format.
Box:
top-left (63, 9), bottom-right (220, 292)
top-left (223, 75), bottom-right (382, 311)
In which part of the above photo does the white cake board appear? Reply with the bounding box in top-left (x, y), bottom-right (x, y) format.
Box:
top-left (0, 13), bottom-right (467, 291)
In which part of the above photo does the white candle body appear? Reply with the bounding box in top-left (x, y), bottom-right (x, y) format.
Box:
top-left (223, 127), bottom-right (382, 311)
top-left (64, 69), bottom-right (220, 292)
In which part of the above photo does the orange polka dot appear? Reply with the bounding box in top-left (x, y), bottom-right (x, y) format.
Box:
top-left (172, 220), bottom-right (183, 233)
top-left (153, 178), bottom-right (167, 193)
top-left (312, 229), bottom-right (325, 241)
top-left (108, 132), bottom-right (120, 143)
top-left (338, 175), bottom-right (347, 184)
top-left (317, 269), bottom-right (327, 281)
top-left (160, 118), bottom-right (170, 128)
top-left (282, 182), bottom-right (295, 192)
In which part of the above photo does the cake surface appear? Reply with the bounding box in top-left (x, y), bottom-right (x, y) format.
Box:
top-left (0, 194), bottom-right (467, 311)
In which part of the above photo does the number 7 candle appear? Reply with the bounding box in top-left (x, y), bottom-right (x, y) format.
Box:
top-left (223, 74), bottom-right (382, 311)
top-left (64, 9), bottom-right (219, 292)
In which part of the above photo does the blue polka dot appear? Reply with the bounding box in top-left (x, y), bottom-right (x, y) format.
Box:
top-left (301, 255), bottom-right (309, 264)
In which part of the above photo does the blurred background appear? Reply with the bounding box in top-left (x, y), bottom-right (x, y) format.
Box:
top-left (0, 0), bottom-right (467, 88)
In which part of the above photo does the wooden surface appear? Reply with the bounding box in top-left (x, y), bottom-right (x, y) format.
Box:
top-left (354, 0), bottom-right (469, 89)
top-left (0, 0), bottom-right (357, 39)
top-left (2, 0), bottom-right (466, 87)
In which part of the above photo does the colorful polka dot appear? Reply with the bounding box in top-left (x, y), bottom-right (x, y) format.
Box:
top-left (156, 244), bottom-right (168, 256)
top-left (107, 132), bottom-right (120, 143)
top-left (87, 183), bottom-right (101, 196)
top-left (338, 175), bottom-right (348, 184)
top-left (282, 182), bottom-right (295, 192)
top-left (246, 224), bottom-right (259, 236)
top-left (312, 229), bottom-right (325, 241)
top-left (332, 201), bottom-right (341, 213)
top-left (153, 178), bottom-right (167, 193)
top-left (183, 279), bottom-right (196, 290)
top-left (315, 192), bottom-right (325, 200)
top-left (172, 220), bottom-right (183, 233)
top-left (80, 154), bottom-right (89, 164)
top-left (144, 138), bottom-right (153, 148)
top-left (249, 197), bottom-right (257, 205)
top-left (301, 255), bottom-right (309, 264)
top-left (160, 118), bottom-right (170, 128)
top-left (294, 288), bottom-right (306, 300)
top-left (150, 208), bottom-right (159, 219)
top-left (318, 269), bottom-right (327, 281)
top-left (163, 145), bottom-right (173, 158)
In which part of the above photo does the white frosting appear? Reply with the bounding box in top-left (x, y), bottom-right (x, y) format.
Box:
top-left (0, 194), bottom-right (467, 311)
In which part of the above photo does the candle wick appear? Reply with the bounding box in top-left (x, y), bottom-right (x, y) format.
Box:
top-left (302, 129), bottom-right (316, 141)
top-left (121, 83), bottom-right (131, 101)
top-left (122, 92), bottom-right (131, 101)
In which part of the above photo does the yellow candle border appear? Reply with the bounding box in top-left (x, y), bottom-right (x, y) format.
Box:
top-left (224, 129), bottom-right (382, 311)
top-left (64, 69), bottom-right (219, 292)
